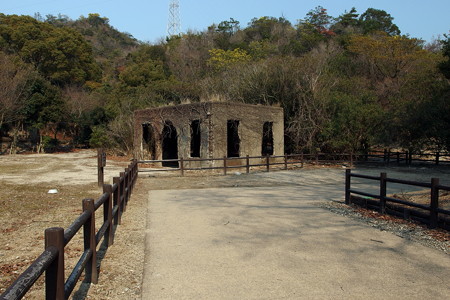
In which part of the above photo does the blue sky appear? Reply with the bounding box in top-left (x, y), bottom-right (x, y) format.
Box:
top-left (2, 0), bottom-right (449, 43)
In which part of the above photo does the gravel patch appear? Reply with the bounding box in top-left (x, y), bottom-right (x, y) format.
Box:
top-left (318, 201), bottom-right (450, 254)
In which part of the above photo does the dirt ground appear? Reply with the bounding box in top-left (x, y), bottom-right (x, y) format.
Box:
top-left (0, 150), bottom-right (137, 299)
top-left (1, 151), bottom-right (449, 299)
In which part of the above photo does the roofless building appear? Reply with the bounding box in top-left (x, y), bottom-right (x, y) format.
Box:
top-left (134, 102), bottom-right (284, 168)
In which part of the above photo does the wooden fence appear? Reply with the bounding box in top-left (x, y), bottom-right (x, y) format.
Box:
top-left (345, 169), bottom-right (450, 230)
top-left (0, 160), bottom-right (139, 300)
top-left (137, 153), bottom-right (356, 175)
top-left (362, 150), bottom-right (450, 165)
top-left (137, 151), bottom-right (450, 176)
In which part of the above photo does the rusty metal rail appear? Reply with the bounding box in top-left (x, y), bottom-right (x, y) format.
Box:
top-left (345, 169), bottom-right (450, 230)
top-left (1, 160), bottom-right (139, 300)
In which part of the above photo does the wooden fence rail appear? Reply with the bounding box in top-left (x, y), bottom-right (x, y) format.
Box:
top-left (137, 151), bottom-right (450, 176)
top-left (345, 169), bottom-right (450, 230)
top-left (367, 150), bottom-right (450, 165)
top-left (0, 160), bottom-right (139, 300)
top-left (137, 153), bottom-right (356, 175)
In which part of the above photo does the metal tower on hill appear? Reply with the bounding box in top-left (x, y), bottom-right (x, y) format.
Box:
top-left (167, 0), bottom-right (181, 36)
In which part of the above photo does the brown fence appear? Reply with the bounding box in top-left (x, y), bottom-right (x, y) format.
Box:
top-left (137, 153), bottom-right (357, 175)
top-left (0, 160), bottom-right (139, 300)
top-left (345, 169), bottom-right (450, 230)
top-left (363, 150), bottom-right (450, 165)
top-left (138, 151), bottom-right (450, 176)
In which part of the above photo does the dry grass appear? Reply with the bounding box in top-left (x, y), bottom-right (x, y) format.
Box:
top-left (0, 182), bottom-right (101, 297)
top-left (391, 190), bottom-right (450, 210)
top-left (0, 150), bottom-right (130, 298)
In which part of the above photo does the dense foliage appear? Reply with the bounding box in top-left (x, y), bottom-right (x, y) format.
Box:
top-left (0, 7), bottom-right (449, 154)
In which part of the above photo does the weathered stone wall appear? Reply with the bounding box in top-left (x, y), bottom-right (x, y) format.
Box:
top-left (134, 102), bottom-right (284, 167)
top-left (134, 103), bottom-right (211, 161)
top-left (209, 102), bottom-right (284, 159)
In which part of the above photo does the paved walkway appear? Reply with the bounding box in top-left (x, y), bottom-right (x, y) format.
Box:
top-left (141, 169), bottom-right (450, 299)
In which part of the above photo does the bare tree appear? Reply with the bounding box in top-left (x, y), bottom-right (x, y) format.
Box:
top-left (286, 42), bottom-right (341, 152)
top-left (63, 85), bottom-right (99, 119)
top-left (0, 53), bottom-right (35, 153)
top-left (108, 110), bottom-right (134, 154)
top-left (0, 53), bottom-right (33, 129)
top-left (201, 41), bottom-right (342, 152)
top-left (166, 31), bottom-right (213, 84)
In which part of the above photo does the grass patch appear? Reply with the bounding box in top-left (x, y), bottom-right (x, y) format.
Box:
top-left (0, 182), bottom-right (100, 231)
top-left (0, 182), bottom-right (104, 296)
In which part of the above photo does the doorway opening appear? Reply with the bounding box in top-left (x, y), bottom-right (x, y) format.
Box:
top-left (162, 120), bottom-right (179, 167)
top-left (142, 123), bottom-right (156, 160)
top-left (261, 122), bottom-right (274, 156)
top-left (190, 120), bottom-right (201, 157)
top-left (227, 120), bottom-right (240, 157)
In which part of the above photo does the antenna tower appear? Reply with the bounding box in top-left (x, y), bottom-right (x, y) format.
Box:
top-left (167, 0), bottom-right (181, 36)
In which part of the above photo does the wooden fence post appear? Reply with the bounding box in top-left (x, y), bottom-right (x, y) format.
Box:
top-left (120, 172), bottom-right (126, 213)
top-left (180, 157), bottom-right (184, 176)
top-left (103, 184), bottom-right (114, 246)
top-left (246, 155), bottom-right (250, 174)
top-left (133, 159), bottom-right (138, 187)
top-left (82, 199), bottom-right (98, 284)
top-left (97, 149), bottom-right (106, 187)
top-left (125, 169), bottom-right (129, 207)
top-left (113, 177), bottom-right (121, 225)
top-left (45, 227), bottom-right (65, 300)
top-left (436, 152), bottom-right (440, 165)
top-left (126, 168), bottom-right (130, 201)
top-left (126, 168), bottom-right (130, 207)
top-left (266, 155), bottom-right (270, 172)
top-left (345, 169), bottom-right (351, 205)
top-left (380, 173), bottom-right (387, 214)
top-left (223, 156), bottom-right (227, 175)
top-left (128, 166), bottom-right (132, 200)
top-left (430, 178), bottom-right (439, 229)
top-left (284, 154), bottom-right (288, 170)
top-left (119, 172), bottom-right (125, 213)
top-left (129, 165), bottom-right (132, 193)
top-left (315, 153), bottom-right (319, 165)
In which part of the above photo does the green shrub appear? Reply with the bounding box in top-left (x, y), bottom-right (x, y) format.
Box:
top-left (89, 126), bottom-right (115, 149)
top-left (41, 136), bottom-right (59, 153)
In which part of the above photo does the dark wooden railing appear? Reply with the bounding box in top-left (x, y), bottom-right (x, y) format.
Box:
top-left (137, 153), bottom-right (357, 175)
top-left (362, 150), bottom-right (450, 165)
top-left (138, 151), bottom-right (450, 176)
top-left (345, 169), bottom-right (450, 230)
top-left (0, 160), bottom-right (139, 300)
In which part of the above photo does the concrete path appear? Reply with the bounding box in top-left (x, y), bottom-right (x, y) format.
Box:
top-left (141, 169), bottom-right (450, 299)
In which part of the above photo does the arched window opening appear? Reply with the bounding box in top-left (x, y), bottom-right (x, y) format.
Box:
top-left (162, 120), bottom-right (179, 167)
top-left (142, 123), bottom-right (156, 160)
top-left (227, 120), bottom-right (240, 157)
top-left (190, 120), bottom-right (201, 158)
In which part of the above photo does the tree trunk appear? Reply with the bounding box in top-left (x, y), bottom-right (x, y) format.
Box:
top-left (9, 128), bottom-right (18, 155)
top-left (37, 133), bottom-right (44, 153)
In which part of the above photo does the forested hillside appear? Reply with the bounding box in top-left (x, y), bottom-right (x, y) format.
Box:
top-left (1, 7), bottom-right (449, 154)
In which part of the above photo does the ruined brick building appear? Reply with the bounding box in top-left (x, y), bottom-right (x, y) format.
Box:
top-left (133, 102), bottom-right (284, 167)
